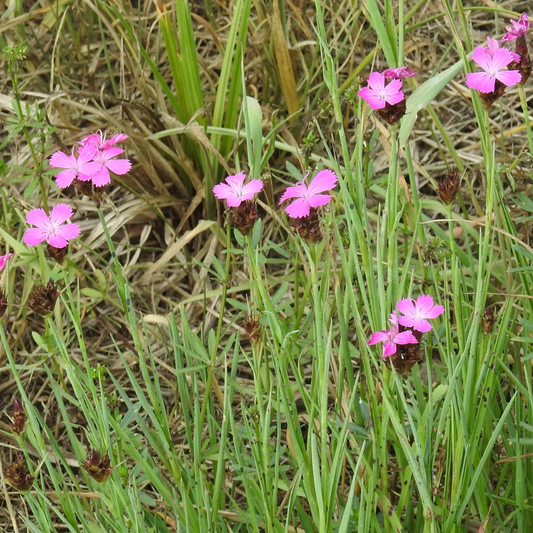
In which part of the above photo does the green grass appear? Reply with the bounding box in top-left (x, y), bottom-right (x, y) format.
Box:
top-left (1, 1), bottom-right (533, 532)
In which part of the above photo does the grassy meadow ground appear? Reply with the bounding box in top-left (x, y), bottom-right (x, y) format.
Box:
top-left (1, 0), bottom-right (533, 532)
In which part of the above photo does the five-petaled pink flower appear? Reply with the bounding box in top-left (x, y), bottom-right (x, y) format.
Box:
top-left (79, 147), bottom-right (132, 187)
top-left (358, 72), bottom-right (404, 110)
top-left (367, 312), bottom-right (418, 359)
top-left (24, 205), bottom-right (81, 249)
top-left (466, 37), bottom-right (522, 93)
top-left (0, 253), bottom-right (13, 273)
top-left (279, 170), bottom-right (337, 218)
top-left (383, 67), bottom-right (417, 79)
top-left (213, 173), bottom-right (264, 207)
top-left (396, 295), bottom-right (444, 333)
top-left (501, 13), bottom-right (529, 42)
top-left (49, 146), bottom-right (102, 189)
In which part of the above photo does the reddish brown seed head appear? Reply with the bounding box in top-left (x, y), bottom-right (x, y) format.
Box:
top-left (231, 201), bottom-right (259, 236)
top-left (28, 279), bottom-right (59, 316)
top-left (4, 454), bottom-right (35, 492)
top-left (82, 449), bottom-right (113, 483)
top-left (243, 314), bottom-right (261, 344)
top-left (10, 397), bottom-right (27, 436)
top-left (436, 167), bottom-right (461, 205)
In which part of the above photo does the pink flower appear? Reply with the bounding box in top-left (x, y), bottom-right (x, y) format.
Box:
top-left (383, 67), bottom-right (417, 79)
top-left (213, 173), bottom-right (264, 207)
top-left (79, 132), bottom-right (129, 151)
top-left (79, 147), bottom-right (132, 187)
top-left (23, 205), bottom-right (81, 249)
top-left (367, 312), bottom-right (418, 359)
top-left (0, 253), bottom-right (13, 272)
top-left (279, 170), bottom-right (337, 218)
top-left (358, 72), bottom-right (404, 110)
top-left (396, 294), bottom-right (444, 333)
top-left (49, 146), bottom-right (102, 189)
top-left (466, 37), bottom-right (522, 93)
top-left (501, 13), bottom-right (529, 42)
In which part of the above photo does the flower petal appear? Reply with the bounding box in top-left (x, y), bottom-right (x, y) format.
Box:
top-left (382, 341), bottom-right (397, 357)
top-left (471, 47), bottom-right (492, 71)
top-left (367, 72), bottom-right (385, 91)
top-left (92, 167), bottom-right (111, 187)
top-left (279, 184), bottom-right (306, 203)
top-left (49, 151), bottom-right (74, 169)
top-left (241, 180), bottom-right (264, 197)
top-left (495, 69), bottom-right (522, 87)
top-left (307, 194), bottom-right (332, 208)
top-left (50, 204), bottom-right (74, 225)
top-left (358, 87), bottom-right (386, 109)
top-left (284, 198), bottom-right (310, 218)
top-left (466, 72), bottom-right (496, 93)
top-left (367, 331), bottom-right (390, 345)
top-left (56, 223), bottom-right (81, 242)
top-left (105, 158), bottom-right (132, 175)
top-left (396, 298), bottom-right (416, 317)
top-left (26, 209), bottom-right (49, 228)
top-left (78, 161), bottom-right (102, 177)
top-left (47, 234), bottom-right (69, 248)
top-left (307, 170), bottom-right (338, 196)
top-left (77, 146), bottom-right (97, 164)
top-left (0, 253), bottom-right (13, 272)
top-left (24, 228), bottom-right (48, 246)
top-left (55, 169), bottom-right (77, 189)
top-left (213, 183), bottom-right (235, 200)
top-left (394, 331), bottom-right (419, 345)
top-left (225, 173), bottom-right (246, 189)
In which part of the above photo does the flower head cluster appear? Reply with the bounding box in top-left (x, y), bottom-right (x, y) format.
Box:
top-left (49, 131), bottom-right (131, 189)
top-left (367, 295), bottom-right (444, 359)
top-left (466, 37), bottom-right (521, 94)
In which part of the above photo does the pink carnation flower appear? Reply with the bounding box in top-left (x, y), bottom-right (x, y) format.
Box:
top-left (49, 146), bottom-right (102, 189)
top-left (358, 72), bottom-right (404, 110)
top-left (279, 170), bottom-right (338, 218)
top-left (383, 67), bottom-right (417, 79)
top-left (501, 13), bottom-right (529, 42)
top-left (0, 253), bottom-right (13, 272)
top-left (367, 312), bottom-right (418, 359)
top-left (79, 131), bottom-right (129, 151)
top-left (23, 205), bottom-right (81, 249)
top-left (466, 37), bottom-right (522, 93)
top-left (213, 173), bottom-right (264, 207)
top-left (78, 147), bottom-right (132, 187)
top-left (396, 295), bottom-right (444, 333)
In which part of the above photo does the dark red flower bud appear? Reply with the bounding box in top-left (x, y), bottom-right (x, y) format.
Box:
top-left (47, 244), bottom-right (68, 265)
top-left (0, 290), bottom-right (7, 318)
top-left (243, 314), bottom-right (261, 344)
top-left (28, 279), bottom-right (59, 315)
top-left (436, 167), bottom-right (461, 205)
top-left (289, 208), bottom-right (322, 243)
top-left (4, 454), bottom-right (34, 492)
top-left (482, 307), bottom-right (496, 335)
top-left (82, 449), bottom-right (113, 483)
top-left (231, 201), bottom-right (259, 235)
top-left (10, 397), bottom-right (27, 436)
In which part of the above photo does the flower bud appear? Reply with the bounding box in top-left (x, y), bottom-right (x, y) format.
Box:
top-left (10, 397), bottom-right (27, 436)
top-left (4, 454), bottom-right (34, 492)
top-left (436, 167), bottom-right (461, 205)
top-left (243, 314), bottom-right (261, 344)
top-left (82, 448), bottom-right (113, 482)
top-left (28, 279), bottom-right (59, 315)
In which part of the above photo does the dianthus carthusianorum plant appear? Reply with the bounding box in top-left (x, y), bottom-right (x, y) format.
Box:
top-left (1, 2), bottom-right (533, 533)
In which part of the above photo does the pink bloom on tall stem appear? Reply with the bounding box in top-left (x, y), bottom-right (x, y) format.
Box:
top-left (367, 312), bottom-right (418, 359)
top-left (0, 253), bottom-right (13, 272)
top-left (466, 37), bottom-right (522, 93)
top-left (383, 67), bottom-right (417, 79)
top-left (49, 146), bottom-right (102, 189)
top-left (396, 295), bottom-right (444, 333)
top-left (24, 205), bottom-right (81, 249)
top-left (78, 147), bottom-right (132, 187)
top-left (501, 13), bottom-right (529, 42)
top-left (358, 72), bottom-right (404, 110)
top-left (279, 170), bottom-right (337, 218)
top-left (213, 173), bottom-right (264, 207)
